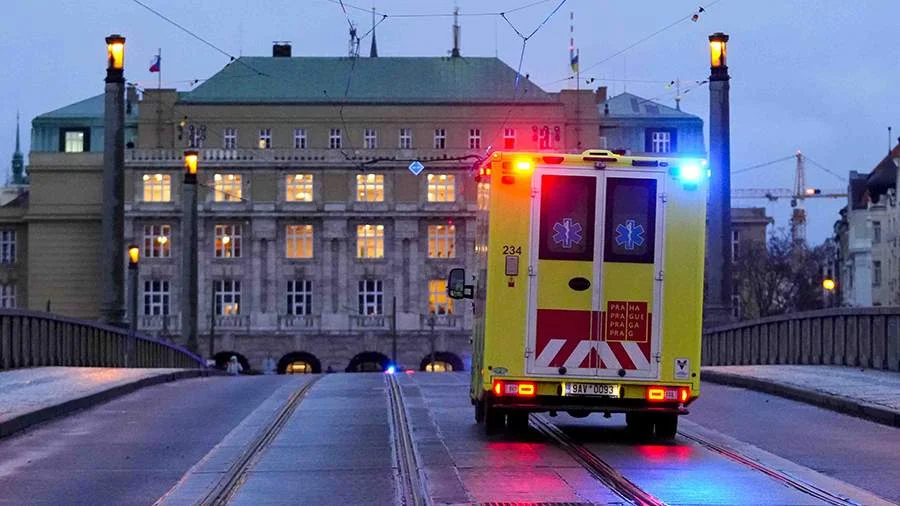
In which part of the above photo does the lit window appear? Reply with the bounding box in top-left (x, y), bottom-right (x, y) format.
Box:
top-left (293, 128), bottom-right (307, 149)
top-left (358, 279), bottom-right (383, 315)
top-left (0, 230), bottom-right (15, 264)
top-left (213, 173), bottom-right (242, 202)
top-left (434, 128), bottom-right (446, 149)
top-left (428, 279), bottom-right (454, 315)
top-left (286, 225), bottom-right (314, 259)
top-left (477, 182), bottom-right (490, 211)
top-left (214, 280), bottom-right (241, 315)
top-left (427, 174), bottom-right (455, 202)
top-left (364, 128), bottom-right (378, 149)
top-left (357, 224), bottom-right (385, 259)
top-left (286, 174), bottom-right (314, 202)
top-left (650, 130), bottom-right (672, 153)
top-left (0, 284), bottom-right (16, 308)
top-left (287, 280), bottom-right (312, 315)
top-left (143, 224), bottom-right (171, 258)
top-left (329, 128), bottom-right (342, 149)
top-left (356, 174), bottom-right (384, 202)
top-left (258, 128), bottom-right (271, 149)
top-left (428, 224), bottom-right (456, 258)
top-left (223, 128), bottom-right (237, 149)
top-left (399, 128), bottom-right (412, 149)
top-left (142, 173), bottom-right (171, 202)
top-left (143, 280), bottom-right (170, 316)
top-left (214, 224), bottom-right (242, 258)
top-left (468, 128), bottom-right (481, 150)
top-left (503, 128), bottom-right (516, 149)
top-left (62, 129), bottom-right (87, 153)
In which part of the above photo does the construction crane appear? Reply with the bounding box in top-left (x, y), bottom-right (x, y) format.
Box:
top-left (732, 151), bottom-right (847, 242)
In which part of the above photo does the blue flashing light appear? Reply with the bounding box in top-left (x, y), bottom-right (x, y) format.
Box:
top-left (672, 159), bottom-right (707, 187)
top-left (385, 365), bottom-right (396, 374)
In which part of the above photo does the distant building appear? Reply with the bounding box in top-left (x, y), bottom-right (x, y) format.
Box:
top-left (835, 141), bottom-right (900, 307)
top-left (597, 91), bottom-right (705, 156)
top-left (730, 207), bottom-right (774, 319)
top-left (0, 115), bottom-right (28, 309)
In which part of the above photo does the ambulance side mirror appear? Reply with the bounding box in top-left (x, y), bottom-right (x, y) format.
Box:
top-left (447, 268), bottom-right (473, 300)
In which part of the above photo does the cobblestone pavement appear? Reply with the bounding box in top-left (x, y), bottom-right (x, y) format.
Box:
top-left (0, 367), bottom-right (184, 424)
top-left (702, 365), bottom-right (900, 414)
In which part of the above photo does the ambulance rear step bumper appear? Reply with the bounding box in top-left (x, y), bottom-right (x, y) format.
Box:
top-left (491, 396), bottom-right (689, 415)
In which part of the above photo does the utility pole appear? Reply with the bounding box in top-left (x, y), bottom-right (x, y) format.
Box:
top-left (705, 33), bottom-right (733, 324)
top-left (101, 35), bottom-right (127, 326)
top-left (391, 296), bottom-right (397, 367)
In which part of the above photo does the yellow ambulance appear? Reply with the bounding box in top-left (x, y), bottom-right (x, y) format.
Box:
top-left (448, 149), bottom-right (707, 438)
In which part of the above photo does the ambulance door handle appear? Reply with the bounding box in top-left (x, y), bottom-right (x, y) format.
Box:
top-left (568, 277), bottom-right (591, 291)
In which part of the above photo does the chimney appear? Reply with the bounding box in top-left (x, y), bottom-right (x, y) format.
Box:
top-left (594, 86), bottom-right (607, 104)
top-left (273, 42), bottom-right (292, 57)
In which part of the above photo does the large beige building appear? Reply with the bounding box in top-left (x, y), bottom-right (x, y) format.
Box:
top-left (23, 47), bottom-right (604, 372)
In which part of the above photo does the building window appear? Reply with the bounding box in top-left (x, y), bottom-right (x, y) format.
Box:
top-left (286, 224), bottom-right (314, 259)
top-left (0, 284), bottom-right (16, 308)
top-left (143, 280), bottom-right (169, 316)
top-left (503, 128), bottom-right (516, 149)
top-left (468, 128), bottom-right (481, 149)
top-left (214, 280), bottom-right (241, 315)
top-left (434, 128), bottom-right (446, 149)
top-left (293, 128), bottom-right (307, 149)
top-left (399, 128), bottom-right (412, 149)
top-left (356, 174), bottom-right (384, 202)
top-left (646, 129), bottom-right (676, 153)
top-left (873, 260), bottom-right (882, 286)
top-left (329, 128), bottom-right (342, 149)
top-left (223, 128), bottom-right (237, 149)
top-left (427, 174), bottom-right (455, 202)
top-left (428, 224), bottom-right (456, 258)
top-left (142, 173), bottom-right (171, 202)
top-left (873, 221), bottom-right (882, 244)
top-left (213, 174), bottom-right (242, 202)
top-left (143, 224), bottom-right (171, 258)
top-left (477, 182), bottom-right (490, 211)
top-left (258, 128), bottom-right (271, 149)
top-left (364, 128), bottom-right (378, 149)
top-left (357, 224), bottom-right (385, 259)
top-left (428, 279), bottom-right (453, 315)
top-left (0, 230), bottom-right (15, 264)
top-left (287, 280), bottom-right (313, 315)
top-left (214, 224), bottom-right (242, 258)
top-left (358, 279), bottom-right (383, 315)
top-left (286, 174), bottom-right (313, 202)
top-left (731, 230), bottom-right (740, 262)
top-left (60, 128), bottom-right (89, 153)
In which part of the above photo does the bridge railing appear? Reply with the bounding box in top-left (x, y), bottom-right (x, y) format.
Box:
top-left (703, 307), bottom-right (900, 371)
top-left (0, 309), bottom-right (206, 370)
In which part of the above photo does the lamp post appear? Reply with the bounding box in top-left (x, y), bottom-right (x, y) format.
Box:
top-left (705, 32), bottom-right (733, 324)
top-left (823, 278), bottom-right (836, 308)
top-left (101, 34), bottom-right (127, 325)
top-left (182, 150), bottom-right (199, 354)
top-left (127, 244), bottom-right (139, 366)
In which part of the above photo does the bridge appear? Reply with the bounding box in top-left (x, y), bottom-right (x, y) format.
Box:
top-left (0, 308), bottom-right (897, 505)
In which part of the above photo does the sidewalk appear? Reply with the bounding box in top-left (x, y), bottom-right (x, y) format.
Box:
top-left (702, 365), bottom-right (900, 427)
top-left (0, 367), bottom-right (213, 438)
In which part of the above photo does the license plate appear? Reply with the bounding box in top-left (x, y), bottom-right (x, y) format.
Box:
top-left (565, 383), bottom-right (620, 397)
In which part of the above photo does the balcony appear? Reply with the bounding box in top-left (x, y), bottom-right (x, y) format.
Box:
top-left (421, 313), bottom-right (463, 329)
top-left (215, 315), bottom-right (250, 328)
top-left (138, 314), bottom-right (180, 332)
top-left (126, 148), bottom-right (480, 168)
top-left (351, 314), bottom-right (389, 329)
top-left (278, 314), bottom-right (320, 330)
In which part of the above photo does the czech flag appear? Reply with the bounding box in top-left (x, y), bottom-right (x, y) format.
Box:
top-left (149, 54), bottom-right (161, 73)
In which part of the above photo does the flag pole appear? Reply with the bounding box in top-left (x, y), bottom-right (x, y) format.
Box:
top-left (157, 48), bottom-right (162, 89)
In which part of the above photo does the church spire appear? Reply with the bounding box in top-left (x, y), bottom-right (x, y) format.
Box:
top-left (10, 111), bottom-right (26, 185)
top-left (369, 7), bottom-right (378, 57)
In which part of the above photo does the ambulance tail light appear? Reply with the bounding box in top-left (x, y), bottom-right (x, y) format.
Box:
top-left (492, 380), bottom-right (537, 397)
top-left (646, 386), bottom-right (691, 403)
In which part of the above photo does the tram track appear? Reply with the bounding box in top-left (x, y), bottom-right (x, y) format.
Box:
top-left (199, 376), bottom-right (321, 506)
top-left (386, 373), bottom-right (430, 506)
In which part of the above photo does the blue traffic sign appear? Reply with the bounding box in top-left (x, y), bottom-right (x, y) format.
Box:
top-left (408, 160), bottom-right (424, 176)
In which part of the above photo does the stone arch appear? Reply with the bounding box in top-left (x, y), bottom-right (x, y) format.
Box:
top-left (346, 351), bottom-right (391, 372)
top-left (419, 351), bottom-right (464, 372)
top-left (213, 351), bottom-right (251, 373)
top-left (277, 351), bottom-right (322, 374)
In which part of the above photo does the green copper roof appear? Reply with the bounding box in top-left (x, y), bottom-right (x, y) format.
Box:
top-left (181, 57), bottom-right (556, 104)
top-left (35, 94), bottom-right (106, 120)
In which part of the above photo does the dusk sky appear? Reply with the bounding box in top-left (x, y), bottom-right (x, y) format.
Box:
top-left (1, 0), bottom-right (897, 243)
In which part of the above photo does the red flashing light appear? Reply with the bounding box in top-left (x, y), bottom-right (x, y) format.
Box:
top-left (542, 156), bottom-right (565, 164)
top-left (647, 387), bottom-right (666, 401)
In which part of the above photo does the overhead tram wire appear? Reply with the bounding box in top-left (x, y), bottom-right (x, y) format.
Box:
top-left (327, 0), bottom-right (556, 18)
top-left (545, 0), bottom-right (726, 87)
top-left (732, 155), bottom-right (797, 175)
top-left (129, 0), bottom-right (269, 77)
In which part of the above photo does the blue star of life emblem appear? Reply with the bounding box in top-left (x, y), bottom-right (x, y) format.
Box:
top-left (615, 219), bottom-right (645, 250)
top-left (552, 218), bottom-right (583, 249)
